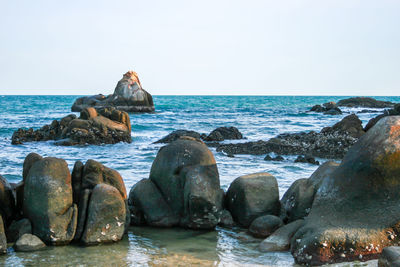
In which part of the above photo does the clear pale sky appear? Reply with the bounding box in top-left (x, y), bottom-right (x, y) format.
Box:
top-left (0, 0), bottom-right (399, 95)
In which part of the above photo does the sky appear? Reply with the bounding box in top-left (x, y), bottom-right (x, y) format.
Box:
top-left (0, 0), bottom-right (399, 96)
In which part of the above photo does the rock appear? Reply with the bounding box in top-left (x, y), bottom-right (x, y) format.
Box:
top-left (259, 219), bottom-right (304, 252)
top-left (128, 179), bottom-right (178, 227)
top-left (6, 218), bottom-right (32, 243)
top-left (204, 127), bottom-right (243, 142)
top-left (12, 107), bottom-right (131, 145)
top-left (364, 104), bottom-right (400, 132)
top-left (310, 102), bottom-right (341, 115)
top-left (74, 189), bottom-right (91, 241)
top-left (217, 115), bottom-right (364, 159)
top-left (218, 210), bottom-right (235, 227)
top-left (264, 155), bottom-right (284, 161)
top-left (153, 130), bottom-right (204, 144)
top-left (249, 215), bottom-right (283, 238)
top-left (14, 234), bottom-right (46, 252)
top-left (0, 175), bottom-right (16, 226)
top-left (378, 246), bottom-right (400, 267)
top-left (22, 153), bottom-right (43, 181)
top-left (323, 102), bottom-right (337, 110)
top-left (308, 161), bottom-right (339, 189)
top-left (23, 156), bottom-right (77, 245)
top-left (225, 173), bottom-right (280, 227)
top-left (291, 116), bottom-right (400, 265)
top-left (294, 155), bottom-right (319, 165)
top-left (323, 107), bottom-right (342, 115)
top-left (13, 181), bottom-right (24, 216)
top-left (281, 179), bottom-right (315, 222)
top-left (71, 161), bottom-right (84, 204)
top-left (310, 105), bottom-right (325, 112)
top-left (337, 97), bottom-right (395, 108)
top-left (132, 137), bottom-right (223, 229)
top-left (71, 71), bottom-right (155, 113)
top-left (0, 216), bottom-right (6, 255)
top-left (81, 184), bottom-right (126, 245)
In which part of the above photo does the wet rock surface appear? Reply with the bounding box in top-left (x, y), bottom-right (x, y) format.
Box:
top-left (12, 107), bottom-right (131, 145)
top-left (378, 246), bottom-right (400, 267)
top-left (248, 215), bottom-right (283, 238)
top-left (217, 114), bottom-right (365, 159)
top-left (71, 71), bottom-right (154, 113)
top-left (14, 234), bottom-right (46, 252)
top-left (6, 218), bottom-right (32, 243)
top-left (0, 216), bottom-right (6, 255)
top-left (294, 155), bottom-right (319, 165)
top-left (310, 102), bottom-right (342, 115)
top-left (291, 116), bottom-right (400, 265)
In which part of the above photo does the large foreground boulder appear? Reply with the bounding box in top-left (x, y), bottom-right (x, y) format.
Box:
top-left (12, 107), bottom-right (131, 145)
top-left (129, 137), bottom-right (223, 229)
top-left (23, 157), bottom-right (77, 245)
top-left (71, 71), bottom-right (154, 112)
top-left (291, 116), bottom-right (400, 265)
top-left (225, 173), bottom-right (280, 227)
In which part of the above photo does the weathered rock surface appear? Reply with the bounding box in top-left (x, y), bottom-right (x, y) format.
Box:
top-left (153, 130), bottom-right (206, 144)
top-left (0, 175), bottom-right (16, 226)
top-left (0, 216), bottom-right (6, 255)
top-left (204, 127), bottom-right (243, 142)
top-left (217, 114), bottom-right (364, 159)
top-left (6, 218), bottom-right (32, 243)
top-left (81, 184), bottom-right (126, 245)
top-left (337, 97), bottom-right (395, 108)
top-left (225, 173), bottom-right (280, 227)
top-left (14, 234), bottom-right (46, 252)
top-left (12, 107), bottom-right (131, 145)
top-left (364, 103), bottom-right (400, 132)
top-left (130, 137), bottom-right (223, 229)
top-left (291, 116), bottom-right (400, 265)
top-left (378, 246), bottom-right (400, 267)
top-left (259, 219), bottom-right (304, 252)
top-left (72, 71), bottom-right (154, 113)
top-left (249, 215), bottom-right (283, 238)
top-left (23, 157), bottom-right (77, 245)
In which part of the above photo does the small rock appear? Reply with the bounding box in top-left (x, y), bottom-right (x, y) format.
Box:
top-left (14, 234), bottom-right (46, 252)
top-left (294, 155), bottom-right (320, 165)
top-left (249, 215), bottom-right (283, 238)
top-left (218, 210), bottom-right (235, 228)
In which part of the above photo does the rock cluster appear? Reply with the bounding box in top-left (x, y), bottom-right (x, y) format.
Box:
top-left (337, 97), bottom-right (395, 108)
top-left (71, 71), bottom-right (155, 113)
top-left (364, 103), bottom-right (400, 132)
top-left (12, 107), bottom-right (131, 145)
top-left (0, 153), bottom-right (129, 255)
top-left (310, 102), bottom-right (342, 115)
top-left (217, 114), bottom-right (365, 159)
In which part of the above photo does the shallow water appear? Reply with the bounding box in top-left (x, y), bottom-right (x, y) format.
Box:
top-left (0, 95), bottom-right (398, 266)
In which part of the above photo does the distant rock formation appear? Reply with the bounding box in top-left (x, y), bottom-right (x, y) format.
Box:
top-left (71, 71), bottom-right (155, 113)
top-left (337, 97), bottom-right (394, 108)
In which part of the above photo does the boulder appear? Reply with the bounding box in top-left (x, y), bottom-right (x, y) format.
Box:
top-left (218, 210), bottom-right (235, 227)
top-left (132, 137), bottom-right (223, 229)
top-left (310, 105), bottom-right (325, 112)
top-left (12, 107), bottom-right (131, 145)
top-left (153, 130), bottom-right (205, 144)
top-left (204, 127), bottom-right (243, 142)
top-left (0, 175), bottom-right (16, 225)
top-left (22, 153), bottom-right (43, 181)
top-left (294, 155), bottom-right (319, 165)
top-left (6, 218), bottom-right (32, 243)
top-left (71, 71), bottom-right (155, 113)
top-left (81, 184), bottom-right (126, 245)
top-left (248, 215), bottom-right (283, 238)
top-left (323, 102), bottom-right (337, 110)
top-left (378, 246), bottom-right (400, 267)
top-left (323, 108), bottom-right (342, 115)
top-left (291, 116), bottom-right (400, 265)
top-left (14, 234), bottom-right (46, 252)
top-left (364, 103), bottom-right (400, 132)
top-left (321, 114), bottom-right (365, 138)
top-left (225, 173), bottom-right (280, 227)
top-left (259, 219), bottom-right (304, 252)
top-left (0, 216), bottom-right (6, 255)
top-left (23, 156), bottom-right (77, 245)
top-left (337, 97), bottom-right (395, 108)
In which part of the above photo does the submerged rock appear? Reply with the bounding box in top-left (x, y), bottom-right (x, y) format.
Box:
top-left (153, 130), bottom-right (205, 144)
top-left (14, 234), bottom-right (46, 252)
top-left (217, 114), bottom-right (364, 159)
top-left (71, 71), bottom-right (154, 113)
top-left (337, 97), bottom-right (395, 108)
top-left (264, 155), bottom-right (284, 161)
top-left (12, 107), bottom-right (131, 145)
top-left (291, 116), bottom-right (400, 265)
top-left (294, 155), bottom-right (319, 165)
top-left (204, 127), bottom-right (243, 142)
top-left (310, 102), bottom-right (342, 115)
top-left (249, 215), bottom-right (283, 238)
top-left (129, 137), bottom-right (223, 229)
top-left (225, 173), bottom-right (280, 227)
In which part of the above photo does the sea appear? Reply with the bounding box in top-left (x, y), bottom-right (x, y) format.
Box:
top-left (0, 95), bottom-right (399, 266)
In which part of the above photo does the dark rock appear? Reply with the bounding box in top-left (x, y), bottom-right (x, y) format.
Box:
top-left (323, 102), bottom-right (337, 110)
top-left (71, 161), bottom-right (84, 205)
top-left (71, 71), bottom-right (154, 113)
top-left (6, 218), bottom-right (32, 243)
top-left (310, 105), bottom-right (325, 112)
top-left (128, 179), bottom-right (178, 227)
top-left (337, 97), bottom-right (395, 108)
top-left (218, 210), bottom-right (235, 228)
top-left (378, 246), bottom-right (400, 267)
top-left (294, 155), bottom-right (319, 165)
top-left (364, 104), bottom-right (400, 132)
top-left (264, 155), bottom-right (284, 161)
top-left (308, 161), bottom-right (339, 189)
top-left (0, 175), bottom-right (16, 226)
top-left (226, 173), bottom-right (280, 227)
top-left (81, 184), bottom-right (126, 245)
top-left (217, 114), bottom-right (364, 159)
top-left (14, 234), bottom-right (46, 252)
top-left (259, 219), bottom-right (304, 252)
top-left (13, 181), bottom-right (24, 216)
top-left (73, 189), bottom-right (91, 241)
top-left (357, 109), bottom-right (381, 114)
top-left (281, 179), bottom-right (315, 222)
top-left (0, 216), bottom-right (6, 255)
top-left (153, 130), bottom-right (203, 144)
top-left (323, 107), bottom-right (342, 115)
top-left (249, 215), bottom-right (283, 238)
top-left (204, 127), bottom-right (243, 142)
top-left (12, 107), bottom-right (131, 146)
top-left (22, 153), bottom-right (43, 181)
top-left (129, 205), bottom-right (146, 226)
top-left (291, 116), bottom-right (400, 265)
top-left (23, 156), bottom-right (77, 245)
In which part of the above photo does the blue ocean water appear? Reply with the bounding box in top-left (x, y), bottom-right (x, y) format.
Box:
top-left (0, 95), bottom-right (398, 266)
